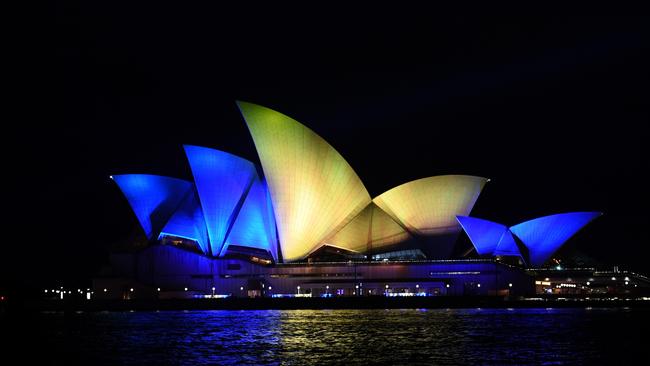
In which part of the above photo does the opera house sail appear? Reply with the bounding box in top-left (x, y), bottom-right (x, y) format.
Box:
top-left (373, 175), bottom-right (488, 236)
top-left (323, 202), bottom-right (412, 253)
top-left (457, 212), bottom-right (603, 267)
top-left (372, 175), bottom-right (488, 258)
top-left (184, 145), bottom-right (258, 257)
top-left (237, 101), bottom-right (372, 262)
top-left (112, 174), bottom-right (193, 240)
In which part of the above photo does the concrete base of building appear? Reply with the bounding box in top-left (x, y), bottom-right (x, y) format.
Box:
top-left (93, 245), bottom-right (535, 300)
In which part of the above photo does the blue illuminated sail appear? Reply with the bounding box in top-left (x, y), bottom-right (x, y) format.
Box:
top-left (159, 187), bottom-right (210, 255)
top-left (510, 212), bottom-right (602, 267)
top-left (458, 212), bottom-right (601, 265)
top-left (184, 145), bottom-right (257, 256)
top-left (222, 177), bottom-right (278, 261)
top-left (111, 174), bottom-right (192, 239)
top-left (493, 230), bottom-right (521, 257)
top-left (456, 216), bottom-right (508, 256)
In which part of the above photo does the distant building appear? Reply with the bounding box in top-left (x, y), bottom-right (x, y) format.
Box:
top-left (97, 102), bottom-right (606, 299)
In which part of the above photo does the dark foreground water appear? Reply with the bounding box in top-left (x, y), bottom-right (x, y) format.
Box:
top-left (2, 308), bottom-right (649, 365)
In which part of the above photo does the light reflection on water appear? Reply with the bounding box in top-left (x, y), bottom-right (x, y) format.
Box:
top-left (7, 308), bottom-right (648, 365)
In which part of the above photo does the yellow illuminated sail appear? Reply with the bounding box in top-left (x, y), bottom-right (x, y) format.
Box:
top-left (373, 175), bottom-right (488, 235)
top-left (238, 101), bottom-right (371, 261)
top-left (324, 203), bottom-right (411, 252)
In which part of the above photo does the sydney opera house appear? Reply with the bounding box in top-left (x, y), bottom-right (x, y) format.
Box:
top-left (95, 102), bottom-right (604, 299)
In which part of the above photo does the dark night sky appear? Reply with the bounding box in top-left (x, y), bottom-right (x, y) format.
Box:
top-left (7, 8), bottom-right (649, 288)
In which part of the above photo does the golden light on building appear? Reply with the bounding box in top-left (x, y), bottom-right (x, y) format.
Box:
top-left (324, 202), bottom-right (411, 252)
top-left (238, 101), bottom-right (371, 261)
top-left (373, 175), bottom-right (488, 235)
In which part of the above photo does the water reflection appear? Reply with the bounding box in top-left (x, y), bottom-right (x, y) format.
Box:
top-left (5, 308), bottom-right (648, 365)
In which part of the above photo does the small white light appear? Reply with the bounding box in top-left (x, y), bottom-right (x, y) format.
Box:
top-left (103, 288), bottom-right (107, 292)
top-left (446, 284), bottom-right (450, 288)
top-left (211, 287), bottom-right (215, 291)
top-left (240, 287), bottom-right (244, 291)
top-left (109, 175), bottom-right (114, 179)
top-left (44, 289), bottom-right (48, 293)
top-left (477, 284), bottom-right (481, 288)
top-left (611, 277), bottom-right (616, 281)
top-left (326, 285), bottom-right (329, 289)
top-left (268, 286), bottom-right (272, 290)
top-left (508, 283), bottom-right (513, 288)
top-left (385, 285), bottom-right (389, 289)
top-left (625, 277), bottom-right (630, 281)
top-left (355, 285), bottom-right (359, 289)
top-left (130, 288), bottom-right (134, 292)
top-left (586, 282), bottom-right (590, 286)
top-left (184, 287), bottom-right (188, 291)
top-left (416, 284), bottom-right (419, 288)
top-left (625, 281), bottom-right (629, 285)
top-left (157, 288), bottom-right (161, 292)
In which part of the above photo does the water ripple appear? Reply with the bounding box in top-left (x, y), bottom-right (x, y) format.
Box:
top-left (3, 308), bottom-right (648, 365)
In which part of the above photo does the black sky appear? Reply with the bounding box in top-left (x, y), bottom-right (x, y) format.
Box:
top-left (7, 8), bottom-right (649, 288)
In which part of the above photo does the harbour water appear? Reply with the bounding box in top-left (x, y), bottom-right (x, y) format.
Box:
top-left (3, 308), bottom-right (648, 365)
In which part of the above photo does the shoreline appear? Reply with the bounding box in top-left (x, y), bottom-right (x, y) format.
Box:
top-left (6, 296), bottom-right (650, 312)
